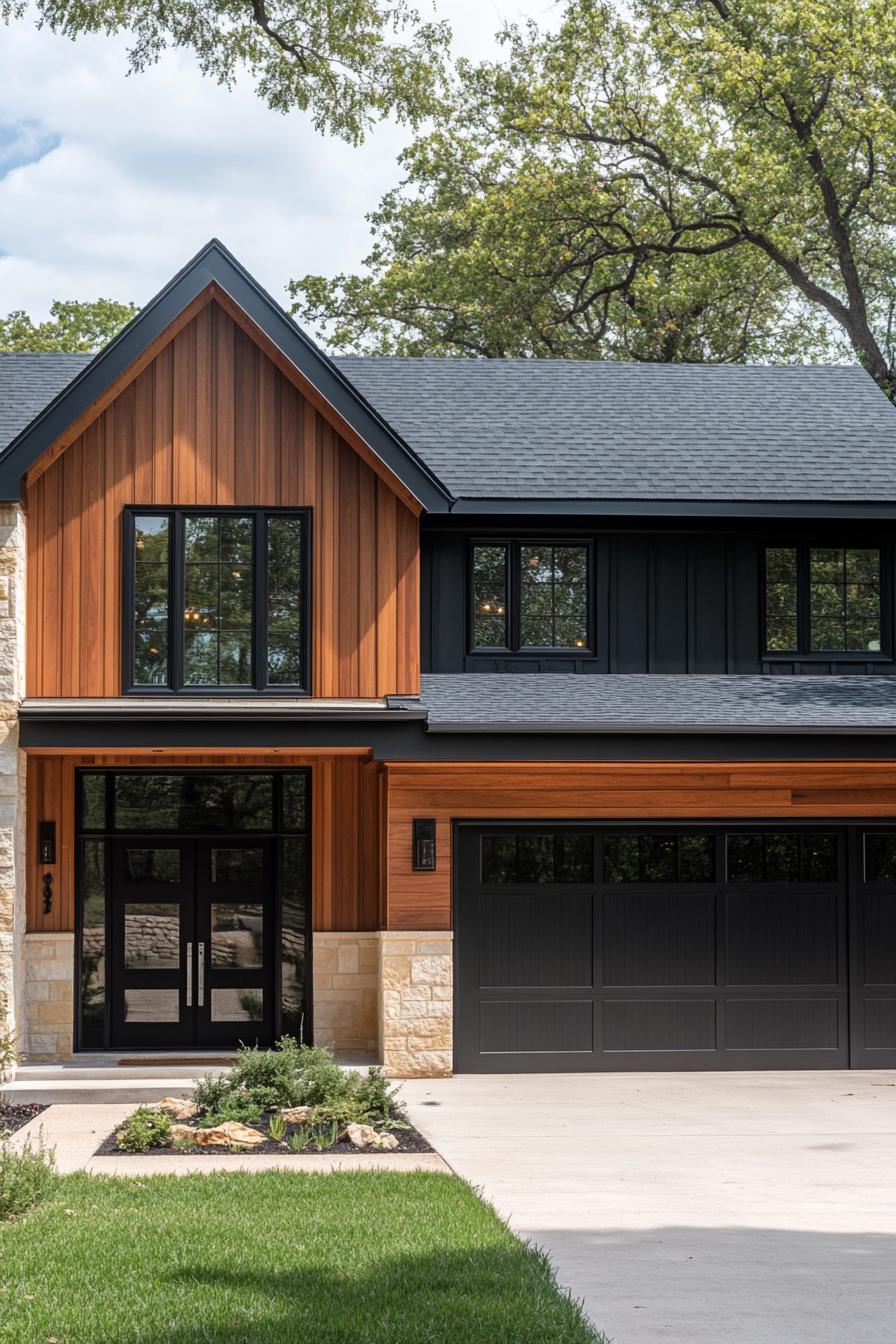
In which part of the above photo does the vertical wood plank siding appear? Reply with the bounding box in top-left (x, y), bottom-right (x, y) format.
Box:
top-left (25, 299), bottom-right (419, 698)
top-left (382, 761), bottom-right (896, 930)
top-left (26, 752), bottom-right (380, 933)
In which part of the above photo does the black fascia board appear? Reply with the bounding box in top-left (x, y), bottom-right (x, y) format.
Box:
top-left (17, 713), bottom-right (896, 760)
top-left (448, 497), bottom-right (896, 519)
top-left (0, 239), bottom-right (453, 511)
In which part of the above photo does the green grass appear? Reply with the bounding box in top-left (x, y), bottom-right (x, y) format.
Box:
top-left (0, 1170), bottom-right (602, 1343)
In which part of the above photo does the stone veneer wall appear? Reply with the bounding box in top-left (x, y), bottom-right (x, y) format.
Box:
top-left (23, 934), bottom-right (75, 1058)
top-left (0, 507), bottom-right (26, 1064)
top-left (379, 932), bottom-right (452, 1078)
top-left (312, 933), bottom-right (379, 1057)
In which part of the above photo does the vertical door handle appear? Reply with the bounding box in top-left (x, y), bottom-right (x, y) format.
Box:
top-left (198, 941), bottom-right (206, 1007)
top-left (186, 941), bottom-right (193, 1006)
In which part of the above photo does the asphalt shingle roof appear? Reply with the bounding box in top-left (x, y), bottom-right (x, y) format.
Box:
top-left (335, 358), bottom-right (896, 503)
top-left (5, 350), bottom-right (896, 504)
top-left (391, 673), bottom-right (896, 732)
top-left (0, 353), bottom-right (93, 453)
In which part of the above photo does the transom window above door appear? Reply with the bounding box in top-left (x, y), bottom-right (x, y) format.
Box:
top-left (764, 544), bottom-right (883, 656)
top-left (125, 508), bottom-right (310, 692)
top-left (471, 541), bottom-right (591, 653)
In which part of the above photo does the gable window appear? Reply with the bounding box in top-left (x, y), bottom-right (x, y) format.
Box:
top-left (471, 542), bottom-right (591, 653)
top-left (764, 545), bottom-right (883, 656)
top-left (126, 508), bottom-right (309, 693)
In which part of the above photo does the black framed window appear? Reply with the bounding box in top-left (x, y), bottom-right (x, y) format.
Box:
top-left (471, 541), bottom-right (591, 653)
top-left (125, 508), bottom-right (310, 693)
top-left (764, 544), bottom-right (883, 655)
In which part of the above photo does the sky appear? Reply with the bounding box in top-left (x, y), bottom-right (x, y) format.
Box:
top-left (0, 2), bottom-right (550, 324)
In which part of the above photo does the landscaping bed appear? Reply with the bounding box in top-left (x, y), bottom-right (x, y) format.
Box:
top-left (97, 1039), bottom-right (433, 1157)
top-left (0, 1104), bottom-right (45, 1138)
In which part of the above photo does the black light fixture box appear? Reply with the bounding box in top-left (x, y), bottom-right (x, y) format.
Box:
top-left (412, 818), bottom-right (437, 871)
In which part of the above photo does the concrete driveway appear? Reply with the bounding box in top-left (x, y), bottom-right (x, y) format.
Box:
top-left (400, 1070), bottom-right (896, 1344)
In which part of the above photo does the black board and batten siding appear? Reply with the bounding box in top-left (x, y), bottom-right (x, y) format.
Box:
top-left (422, 521), bottom-right (896, 677)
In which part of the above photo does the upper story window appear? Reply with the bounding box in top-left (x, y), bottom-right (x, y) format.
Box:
top-left (126, 508), bottom-right (309, 693)
top-left (471, 541), bottom-right (591, 653)
top-left (764, 545), bottom-right (883, 656)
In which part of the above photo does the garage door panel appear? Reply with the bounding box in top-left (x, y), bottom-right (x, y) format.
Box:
top-left (861, 892), bottom-right (896, 985)
top-left (725, 998), bottom-right (841, 1051)
top-left (479, 891), bottom-right (593, 989)
top-left (863, 998), bottom-right (896, 1051)
top-left (603, 998), bottom-right (716, 1053)
top-left (603, 890), bottom-right (715, 987)
top-left (725, 890), bottom-right (839, 987)
top-left (480, 999), bottom-right (593, 1054)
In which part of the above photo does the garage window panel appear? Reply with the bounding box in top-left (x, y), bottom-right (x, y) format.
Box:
top-left (604, 833), bottom-right (714, 883)
top-left (726, 832), bottom-right (838, 883)
top-left (480, 833), bottom-right (593, 884)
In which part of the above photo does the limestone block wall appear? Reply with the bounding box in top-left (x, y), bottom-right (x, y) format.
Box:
top-left (312, 932), bottom-right (379, 1057)
top-left (379, 932), bottom-right (452, 1078)
top-left (0, 507), bottom-right (26, 1060)
top-left (23, 933), bottom-right (75, 1058)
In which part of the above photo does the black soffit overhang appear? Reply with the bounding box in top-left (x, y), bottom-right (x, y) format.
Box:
top-left (0, 238), bottom-right (453, 510)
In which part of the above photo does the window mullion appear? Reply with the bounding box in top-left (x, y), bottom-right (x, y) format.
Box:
top-left (255, 511), bottom-right (267, 690)
top-left (172, 511), bottom-right (184, 691)
top-left (510, 544), bottom-right (521, 653)
top-left (798, 545), bottom-right (811, 655)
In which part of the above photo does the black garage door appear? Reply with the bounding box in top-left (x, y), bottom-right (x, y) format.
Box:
top-left (455, 824), bottom-right (896, 1072)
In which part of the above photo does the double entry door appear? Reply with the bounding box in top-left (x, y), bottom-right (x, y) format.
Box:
top-left (110, 837), bottom-right (275, 1049)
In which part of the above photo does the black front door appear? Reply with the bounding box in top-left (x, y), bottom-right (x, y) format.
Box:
top-left (110, 838), bottom-right (275, 1049)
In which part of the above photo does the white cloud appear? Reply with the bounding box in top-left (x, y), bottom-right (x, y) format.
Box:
top-left (0, 1), bottom-right (548, 319)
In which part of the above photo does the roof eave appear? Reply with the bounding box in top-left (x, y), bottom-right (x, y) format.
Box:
top-left (421, 720), bottom-right (896, 734)
top-left (448, 497), bottom-right (896, 519)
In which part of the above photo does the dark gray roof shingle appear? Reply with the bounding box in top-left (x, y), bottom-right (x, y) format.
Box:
top-left (0, 353), bottom-right (93, 453)
top-left (392, 673), bottom-right (896, 732)
top-left (5, 350), bottom-right (896, 504)
top-left (335, 358), bottom-right (896, 503)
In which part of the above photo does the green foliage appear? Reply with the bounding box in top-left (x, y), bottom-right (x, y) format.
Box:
top-left (1, 0), bottom-right (450, 145)
top-left (189, 1040), bottom-right (403, 1133)
top-left (287, 1127), bottom-right (309, 1152)
top-left (0, 995), bottom-right (16, 1091)
top-left (292, 0), bottom-right (896, 393)
top-left (268, 1113), bottom-right (287, 1142)
top-left (115, 1106), bottom-right (173, 1154)
top-left (0, 299), bottom-right (138, 353)
top-left (0, 1135), bottom-right (57, 1221)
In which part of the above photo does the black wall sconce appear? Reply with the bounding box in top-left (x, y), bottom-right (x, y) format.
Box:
top-left (412, 818), bottom-right (437, 871)
top-left (39, 821), bottom-right (56, 915)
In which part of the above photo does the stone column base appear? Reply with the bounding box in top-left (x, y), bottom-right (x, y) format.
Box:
top-left (23, 932), bottom-right (75, 1059)
top-left (311, 932), bottom-right (379, 1057)
top-left (379, 932), bottom-right (452, 1078)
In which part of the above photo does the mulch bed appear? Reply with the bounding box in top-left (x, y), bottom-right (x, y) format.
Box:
top-left (96, 1108), bottom-right (433, 1157)
top-left (0, 1103), bottom-right (47, 1137)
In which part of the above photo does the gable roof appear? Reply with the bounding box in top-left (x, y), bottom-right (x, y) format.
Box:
top-left (391, 673), bottom-right (896, 733)
top-left (0, 240), bottom-right (452, 510)
top-left (335, 357), bottom-right (896, 511)
top-left (4, 243), bottom-right (896, 514)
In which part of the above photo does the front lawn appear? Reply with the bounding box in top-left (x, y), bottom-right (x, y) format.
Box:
top-left (0, 1169), bottom-right (603, 1343)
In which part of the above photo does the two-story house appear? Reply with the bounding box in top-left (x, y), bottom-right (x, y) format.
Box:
top-left (1, 240), bottom-right (896, 1076)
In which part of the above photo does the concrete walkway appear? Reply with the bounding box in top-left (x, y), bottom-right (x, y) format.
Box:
top-left (400, 1070), bottom-right (896, 1344)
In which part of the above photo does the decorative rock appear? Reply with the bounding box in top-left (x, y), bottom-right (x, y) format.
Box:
top-left (157, 1097), bottom-right (199, 1120)
top-left (185, 1121), bottom-right (266, 1148)
top-left (344, 1122), bottom-right (399, 1151)
top-left (279, 1106), bottom-right (313, 1123)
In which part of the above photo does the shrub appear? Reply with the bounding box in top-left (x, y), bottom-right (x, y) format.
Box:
top-left (0, 1135), bottom-right (56, 1221)
top-left (0, 993), bottom-right (16, 1090)
top-left (229, 1037), bottom-right (304, 1110)
top-left (192, 1072), bottom-right (238, 1116)
top-left (116, 1107), bottom-right (173, 1154)
top-left (195, 1096), bottom-right (262, 1128)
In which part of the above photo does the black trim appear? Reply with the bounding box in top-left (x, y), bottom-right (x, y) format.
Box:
top-left (449, 498), bottom-right (896, 519)
top-left (20, 715), bottom-right (896, 760)
top-left (0, 239), bottom-right (452, 510)
top-left (122, 506), bottom-right (312, 695)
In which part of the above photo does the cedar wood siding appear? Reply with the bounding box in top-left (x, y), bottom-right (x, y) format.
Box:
top-left (24, 298), bottom-right (419, 699)
top-left (27, 752), bottom-right (381, 934)
top-left (382, 760), bottom-right (896, 930)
